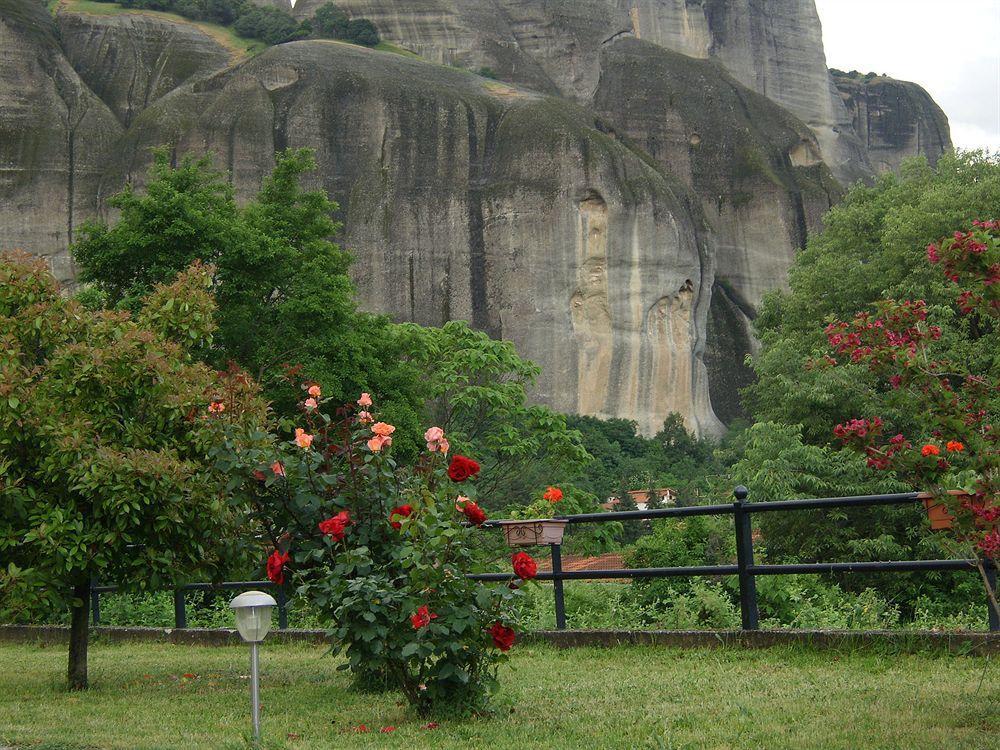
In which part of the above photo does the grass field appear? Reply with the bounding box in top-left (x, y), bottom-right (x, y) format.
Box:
top-left (1, 641), bottom-right (997, 749)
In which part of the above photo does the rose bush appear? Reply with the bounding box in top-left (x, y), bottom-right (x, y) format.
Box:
top-left (211, 392), bottom-right (524, 717)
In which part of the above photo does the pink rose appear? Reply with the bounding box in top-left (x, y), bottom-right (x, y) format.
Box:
top-left (357, 411), bottom-right (373, 424)
top-left (304, 398), bottom-right (318, 410)
top-left (358, 392), bottom-right (373, 407)
top-left (294, 428), bottom-right (313, 449)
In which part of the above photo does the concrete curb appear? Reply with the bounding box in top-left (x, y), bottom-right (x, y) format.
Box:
top-left (1, 624), bottom-right (996, 654)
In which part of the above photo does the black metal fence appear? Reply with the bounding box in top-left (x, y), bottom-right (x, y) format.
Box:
top-left (90, 487), bottom-right (999, 632)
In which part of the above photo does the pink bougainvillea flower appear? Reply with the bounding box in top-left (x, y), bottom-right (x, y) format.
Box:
top-left (318, 510), bottom-right (351, 541)
top-left (308, 384), bottom-right (321, 398)
top-left (410, 604), bottom-right (438, 630)
top-left (358, 392), bottom-right (373, 407)
top-left (921, 444), bottom-right (941, 457)
top-left (357, 410), bottom-right (373, 424)
top-left (294, 428), bottom-right (313, 449)
top-left (208, 400), bottom-right (225, 414)
top-left (304, 398), bottom-right (318, 410)
top-left (266, 550), bottom-right (290, 585)
top-left (271, 461), bottom-right (285, 477)
top-left (543, 486), bottom-right (563, 503)
top-left (946, 440), bottom-right (965, 452)
top-left (371, 422), bottom-right (396, 437)
top-left (368, 435), bottom-right (392, 452)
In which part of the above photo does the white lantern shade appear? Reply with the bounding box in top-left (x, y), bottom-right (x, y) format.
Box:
top-left (230, 590), bottom-right (277, 642)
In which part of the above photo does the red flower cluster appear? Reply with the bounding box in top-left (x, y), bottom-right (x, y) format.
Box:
top-left (512, 551), bottom-right (538, 580)
top-left (390, 504), bottom-right (413, 530)
top-left (921, 444), bottom-right (941, 457)
top-left (833, 417), bottom-right (883, 443)
top-left (448, 455), bottom-right (480, 482)
top-left (410, 604), bottom-right (438, 630)
top-left (266, 550), bottom-right (290, 585)
top-left (456, 496), bottom-right (487, 526)
top-left (543, 486), bottom-right (563, 503)
top-left (488, 622), bottom-right (516, 651)
top-left (318, 510), bottom-right (351, 541)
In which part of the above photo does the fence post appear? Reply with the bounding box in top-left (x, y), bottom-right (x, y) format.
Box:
top-left (276, 586), bottom-right (288, 630)
top-left (550, 543), bottom-right (567, 630)
top-left (90, 577), bottom-right (100, 627)
top-left (173, 589), bottom-right (187, 629)
top-left (733, 486), bottom-right (759, 630)
top-left (986, 558), bottom-right (999, 633)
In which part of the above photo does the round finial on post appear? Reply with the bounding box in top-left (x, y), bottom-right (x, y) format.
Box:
top-left (734, 486), bottom-right (749, 502)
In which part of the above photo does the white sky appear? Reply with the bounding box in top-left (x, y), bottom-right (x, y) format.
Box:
top-left (815, 0), bottom-right (1000, 152)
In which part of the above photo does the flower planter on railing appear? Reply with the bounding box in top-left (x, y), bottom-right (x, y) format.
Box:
top-left (918, 491), bottom-right (997, 531)
top-left (495, 519), bottom-right (568, 547)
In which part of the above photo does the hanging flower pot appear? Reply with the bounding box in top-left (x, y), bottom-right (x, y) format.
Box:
top-left (496, 519), bottom-right (568, 547)
top-left (918, 491), bottom-right (997, 531)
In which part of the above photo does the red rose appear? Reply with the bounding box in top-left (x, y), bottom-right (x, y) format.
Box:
top-left (448, 455), bottom-right (481, 482)
top-left (456, 496), bottom-right (487, 526)
top-left (410, 604), bottom-right (438, 630)
top-left (390, 504), bottom-right (414, 530)
top-left (318, 510), bottom-right (351, 541)
top-left (512, 551), bottom-right (538, 580)
top-left (488, 621), bottom-right (516, 652)
top-left (266, 550), bottom-right (290, 585)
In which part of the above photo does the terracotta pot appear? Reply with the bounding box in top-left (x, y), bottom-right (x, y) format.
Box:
top-left (496, 519), bottom-right (568, 547)
top-left (918, 491), bottom-right (996, 531)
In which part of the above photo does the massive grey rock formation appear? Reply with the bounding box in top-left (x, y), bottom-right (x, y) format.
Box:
top-left (102, 41), bottom-right (724, 436)
top-left (56, 11), bottom-right (233, 126)
top-left (0, 0), bottom-right (952, 435)
top-left (832, 71), bottom-right (952, 175)
top-left (0, 0), bottom-right (122, 283)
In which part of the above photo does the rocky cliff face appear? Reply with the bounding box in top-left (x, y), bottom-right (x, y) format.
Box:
top-left (0, 0), bottom-right (122, 283)
top-left (56, 11), bottom-right (233, 126)
top-left (0, 0), bottom-right (952, 435)
top-left (832, 71), bottom-right (952, 174)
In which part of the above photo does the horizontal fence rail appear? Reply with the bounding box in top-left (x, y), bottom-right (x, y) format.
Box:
top-left (90, 488), bottom-right (998, 634)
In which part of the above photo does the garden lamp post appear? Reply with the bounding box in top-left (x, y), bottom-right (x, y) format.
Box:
top-left (230, 590), bottom-right (277, 743)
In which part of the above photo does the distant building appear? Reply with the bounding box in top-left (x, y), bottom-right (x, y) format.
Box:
top-left (601, 488), bottom-right (676, 511)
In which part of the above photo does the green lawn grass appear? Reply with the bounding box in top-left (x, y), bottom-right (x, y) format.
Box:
top-left (1, 641), bottom-right (997, 749)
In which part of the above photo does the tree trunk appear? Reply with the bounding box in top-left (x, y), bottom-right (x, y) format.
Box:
top-left (68, 580), bottom-right (90, 690)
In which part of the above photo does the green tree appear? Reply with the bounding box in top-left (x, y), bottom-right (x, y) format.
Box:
top-left (746, 151), bottom-right (1000, 444)
top-left (73, 149), bottom-right (426, 449)
top-left (312, 2), bottom-right (349, 38)
top-left (0, 256), bottom-right (265, 689)
top-left (344, 17), bottom-right (379, 46)
top-left (397, 321), bottom-right (590, 506)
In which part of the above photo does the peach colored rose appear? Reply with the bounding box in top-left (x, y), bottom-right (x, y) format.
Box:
top-left (308, 385), bottom-right (321, 397)
top-left (294, 428), bottom-right (314, 449)
top-left (438, 437), bottom-right (450, 454)
top-left (271, 461), bottom-right (286, 477)
top-left (358, 392), bottom-right (373, 407)
top-left (368, 435), bottom-right (392, 452)
top-left (357, 411), bottom-right (373, 424)
top-left (424, 426), bottom-right (448, 452)
top-left (371, 422), bottom-right (395, 437)
top-left (304, 398), bottom-right (318, 410)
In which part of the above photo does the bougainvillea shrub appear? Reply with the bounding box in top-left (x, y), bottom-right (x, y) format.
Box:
top-left (212, 392), bottom-right (525, 717)
top-left (823, 221), bottom-right (998, 616)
